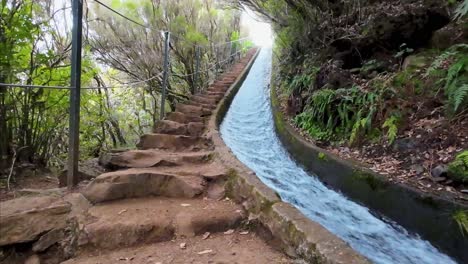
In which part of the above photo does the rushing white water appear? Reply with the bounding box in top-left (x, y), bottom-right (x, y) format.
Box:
top-left (220, 48), bottom-right (457, 264)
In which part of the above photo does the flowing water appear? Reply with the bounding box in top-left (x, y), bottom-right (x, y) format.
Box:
top-left (220, 48), bottom-right (457, 264)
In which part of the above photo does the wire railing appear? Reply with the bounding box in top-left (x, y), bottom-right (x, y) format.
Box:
top-left (0, 0), bottom-right (253, 188)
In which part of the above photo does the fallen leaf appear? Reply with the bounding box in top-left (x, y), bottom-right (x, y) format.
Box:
top-left (197, 249), bottom-right (213, 255)
top-left (118, 209), bottom-right (127, 215)
top-left (224, 229), bottom-right (235, 235)
top-left (202, 232), bottom-right (210, 240)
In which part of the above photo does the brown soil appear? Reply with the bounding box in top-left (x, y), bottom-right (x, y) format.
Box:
top-left (64, 230), bottom-right (291, 264)
top-left (0, 173), bottom-right (59, 202)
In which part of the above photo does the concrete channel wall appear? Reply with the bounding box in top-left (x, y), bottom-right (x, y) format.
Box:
top-left (269, 75), bottom-right (468, 262)
top-left (207, 48), bottom-right (371, 264)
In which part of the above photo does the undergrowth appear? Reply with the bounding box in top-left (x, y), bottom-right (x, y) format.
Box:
top-left (289, 43), bottom-right (468, 145)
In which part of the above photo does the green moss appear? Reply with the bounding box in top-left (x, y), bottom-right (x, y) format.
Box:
top-left (453, 210), bottom-right (468, 236)
top-left (447, 150), bottom-right (468, 183)
top-left (318, 152), bottom-right (327, 161)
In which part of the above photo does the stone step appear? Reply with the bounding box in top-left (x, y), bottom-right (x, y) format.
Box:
top-left (82, 168), bottom-right (207, 203)
top-left (176, 103), bottom-right (212, 117)
top-left (166, 112), bottom-right (204, 124)
top-left (65, 228), bottom-right (288, 264)
top-left (153, 120), bottom-right (205, 136)
top-left (191, 95), bottom-right (217, 105)
top-left (184, 100), bottom-right (216, 110)
top-left (75, 197), bottom-right (244, 250)
top-left (137, 133), bottom-right (212, 151)
top-left (207, 87), bottom-right (228, 94)
top-left (99, 150), bottom-right (214, 170)
top-left (204, 92), bottom-right (224, 99)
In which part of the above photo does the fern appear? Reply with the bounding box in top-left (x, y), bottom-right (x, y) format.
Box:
top-left (453, 210), bottom-right (468, 236)
top-left (454, 0), bottom-right (468, 20)
top-left (445, 56), bottom-right (468, 112)
top-left (452, 84), bottom-right (468, 111)
top-left (382, 115), bottom-right (399, 144)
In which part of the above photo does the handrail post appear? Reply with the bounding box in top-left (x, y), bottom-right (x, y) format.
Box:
top-left (194, 46), bottom-right (200, 94)
top-left (68, 0), bottom-right (83, 189)
top-left (160, 31), bottom-right (170, 120)
top-left (215, 46), bottom-right (219, 78)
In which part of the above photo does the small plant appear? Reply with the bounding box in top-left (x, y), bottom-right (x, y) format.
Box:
top-left (453, 210), bottom-right (468, 236)
top-left (318, 152), bottom-right (327, 161)
top-left (382, 115), bottom-right (400, 145)
top-left (395, 43), bottom-right (414, 59)
top-left (454, 0), bottom-right (468, 20)
top-left (445, 56), bottom-right (468, 112)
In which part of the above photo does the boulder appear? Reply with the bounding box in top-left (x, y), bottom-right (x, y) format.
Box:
top-left (32, 229), bottom-right (65, 252)
top-left (430, 22), bottom-right (468, 50)
top-left (0, 196), bottom-right (71, 246)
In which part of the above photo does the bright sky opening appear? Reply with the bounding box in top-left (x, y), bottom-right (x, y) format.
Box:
top-left (241, 8), bottom-right (273, 47)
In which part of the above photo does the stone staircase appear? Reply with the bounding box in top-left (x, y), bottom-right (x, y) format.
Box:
top-left (61, 50), bottom-right (289, 263)
top-left (0, 49), bottom-right (289, 264)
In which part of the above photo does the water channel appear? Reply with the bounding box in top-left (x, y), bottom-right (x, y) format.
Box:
top-left (220, 48), bottom-right (457, 264)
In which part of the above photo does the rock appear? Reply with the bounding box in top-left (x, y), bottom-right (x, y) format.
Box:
top-left (0, 196), bottom-right (71, 246)
top-left (315, 60), bottom-right (352, 90)
top-left (410, 164), bottom-right (425, 175)
top-left (82, 168), bottom-right (207, 203)
top-left (431, 165), bottom-right (448, 178)
top-left (24, 254), bottom-right (41, 264)
top-left (59, 158), bottom-right (105, 187)
top-left (431, 177), bottom-right (446, 183)
top-left (430, 23), bottom-right (468, 50)
top-left (32, 229), bottom-right (64, 252)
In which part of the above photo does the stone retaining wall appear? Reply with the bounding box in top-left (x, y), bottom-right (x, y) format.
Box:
top-left (207, 49), bottom-right (370, 264)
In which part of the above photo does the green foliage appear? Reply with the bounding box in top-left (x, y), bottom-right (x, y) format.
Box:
top-left (0, 0), bottom-right (244, 170)
top-left (294, 86), bottom-right (384, 144)
top-left (453, 210), bottom-right (468, 236)
top-left (445, 57), bottom-right (468, 112)
top-left (382, 115), bottom-right (400, 145)
top-left (454, 0), bottom-right (468, 20)
top-left (447, 150), bottom-right (468, 183)
top-left (426, 44), bottom-right (468, 113)
top-left (395, 43), bottom-right (414, 59)
top-left (318, 152), bottom-right (327, 161)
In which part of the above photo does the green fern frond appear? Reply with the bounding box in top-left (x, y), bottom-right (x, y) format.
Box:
top-left (454, 0), bottom-right (468, 20)
top-left (453, 84), bottom-right (468, 111)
